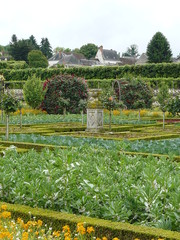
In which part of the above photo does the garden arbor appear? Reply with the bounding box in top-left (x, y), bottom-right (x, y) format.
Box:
top-left (112, 79), bottom-right (128, 102)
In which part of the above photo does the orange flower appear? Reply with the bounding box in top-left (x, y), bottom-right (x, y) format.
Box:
top-left (53, 230), bottom-right (61, 237)
top-left (1, 204), bottom-right (7, 211)
top-left (109, 96), bottom-right (113, 101)
top-left (87, 226), bottom-right (95, 234)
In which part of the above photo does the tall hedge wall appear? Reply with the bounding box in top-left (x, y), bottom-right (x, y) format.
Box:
top-left (1, 63), bottom-right (180, 81)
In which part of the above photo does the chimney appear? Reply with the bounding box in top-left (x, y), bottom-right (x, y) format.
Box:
top-left (99, 45), bottom-right (103, 53)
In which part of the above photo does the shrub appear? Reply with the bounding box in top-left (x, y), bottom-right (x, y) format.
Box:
top-left (28, 50), bottom-right (48, 68)
top-left (167, 96), bottom-right (180, 116)
top-left (23, 75), bottom-right (46, 109)
top-left (119, 78), bottom-right (153, 109)
top-left (41, 74), bottom-right (88, 114)
top-left (2, 92), bottom-right (18, 114)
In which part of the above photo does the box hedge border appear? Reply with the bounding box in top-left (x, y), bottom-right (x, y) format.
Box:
top-left (1, 202), bottom-right (180, 240)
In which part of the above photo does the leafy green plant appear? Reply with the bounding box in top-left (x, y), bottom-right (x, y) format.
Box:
top-left (0, 146), bottom-right (179, 231)
top-left (1, 92), bottom-right (18, 140)
top-left (157, 83), bottom-right (170, 129)
top-left (167, 96), bottom-right (180, 116)
top-left (101, 90), bottom-right (125, 130)
top-left (23, 75), bottom-right (46, 109)
top-left (41, 74), bottom-right (88, 114)
top-left (119, 77), bottom-right (153, 110)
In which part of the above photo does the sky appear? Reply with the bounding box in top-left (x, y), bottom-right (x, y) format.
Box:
top-left (1, 0), bottom-right (180, 57)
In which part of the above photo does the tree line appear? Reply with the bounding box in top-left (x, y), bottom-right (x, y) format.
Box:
top-left (0, 31), bottom-right (179, 66)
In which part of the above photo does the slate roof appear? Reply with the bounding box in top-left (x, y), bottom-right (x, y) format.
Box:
top-left (119, 57), bottom-right (137, 65)
top-left (102, 49), bottom-right (120, 61)
top-left (135, 53), bottom-right (148, 65)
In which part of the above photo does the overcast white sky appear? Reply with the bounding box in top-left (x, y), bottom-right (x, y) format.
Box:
top-left (1, 0), bottom-right (180, 57)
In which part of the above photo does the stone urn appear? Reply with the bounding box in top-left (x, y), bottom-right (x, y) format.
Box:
top-left (86, 89), bottom-right (103, 132)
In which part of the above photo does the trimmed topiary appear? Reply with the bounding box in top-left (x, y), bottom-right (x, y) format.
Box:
top-left (41, 74), bottom-right (88, 114)
top-left (118, 78), bottom-right (153, 109)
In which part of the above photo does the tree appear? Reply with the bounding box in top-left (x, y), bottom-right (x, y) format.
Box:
top-left (157, 83), bottom-right (170, 129)
top-left (23, 75), bottom-right (46, 109)
top-left (167, 96), bottom-right (180, 117)
top-left (101, 90), bottom-right (125, 131)
top-left (40, 38), bottom-right (53, 59)
top-left (119, 77), bottom-right (153, 110)
top-left (11, 34), bottom-right (17, 44)
top-left (122, 44), bottom-right (139, 57)
top-left (80, 43), bottom-right (98, 59)
top-left (2, 93), bottom-right (18, 140)
top-left (72, 48), bottom-right (81, 54)
top-left (146, 32), bottom-right (172, 63)
top-left (28, 50), bottom-right (48, 68)
top-left (53, 47), bottom-right (72, 54)
top-left (42, 75), bottom-right (88, 114)
top-left (29, 35), bottom-right (39, 50)
top-left (9, 38), bottom-right (34, 62)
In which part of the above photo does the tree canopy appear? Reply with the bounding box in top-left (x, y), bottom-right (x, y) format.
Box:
top-left (40, 38), bottom-right (53, 59)
top-left (122, 44), bottom-right (139, 57)
top-left (146, 32), bottom-right (172, 63)
top-left (28, 50), bottom-right (48, 68)
top-left (79, 43), bottom-right (98, 59)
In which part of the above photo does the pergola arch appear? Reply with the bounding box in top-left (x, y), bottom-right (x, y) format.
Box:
top-left (112, 79), bottom-right (128, 102)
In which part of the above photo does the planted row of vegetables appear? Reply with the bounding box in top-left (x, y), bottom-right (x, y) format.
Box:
top-left (3, 134), bottom-right (180, 156)
top-left (0, 146), bottom-right (179, 231)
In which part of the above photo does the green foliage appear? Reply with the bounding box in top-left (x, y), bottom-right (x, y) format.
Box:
top-left (0, 147), bottom-right (179, 231)
top-left (40, 38), bottom-right (53, 59)
top-left (23, 75), bottom-right (46, 109)
top-left (9, 39), bottom-right (34, 63)
top-left (42, 74), bottom-right (88, 114)
top-left (122, 44), bottom-right (139, 57)
top-left (0, 61), bottom-right (28, 70)
top-left (80, 43), bottom-right (98, 59)
top-left (2, 92), bottom-right (18, 114)
top-left (157, 83), bottom-right (170, 112)
top-left (119, 77), bottom-right (153, 109)
top-left (101, 90), bottom-right (125, 111)
top-left (28, 50), bottom-right (48, 68)
top-left (28, 35), bottom-right (39, 50)
top-left (147, 32), bottom-right (172, 63)
top-left (167, 96), bottom-right (180, 116)
top-left (1, 63), bottom-right (180, 81)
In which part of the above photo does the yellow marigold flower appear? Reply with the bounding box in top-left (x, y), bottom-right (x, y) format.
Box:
top-left (113, 238), bottom-right (119, 240)
top-left (102, 237), bottom-right (108, 240)
top-left (17, 217), bottom-right (23, 224)
top-left (1, 211), bottom-right (11, 219)
top-left (157, 239), bottom-right (164, 240)
top-left (77, 222), bottom-right (84, 227)
top-left (77, 225), bottom-right (86, 235)
top-left (22, 231), bottom-right (28, 240)
top-left (134, 238), bottom-right (140, 240)
top-left (74, 238), bottom-right (78, 240)
top-left (35, 231), bottom-right (39, 236)
top-left (64, 232), bottom-right (71, 237)
top-left (96, 238), bottom-right (101, 240)
top-left (23, 223), bottom-right (29, 230)
top-left (37, 219), bottom-right (43, 227)
top-left (65, 237), bottom-right (71, 240)
top-left (1, 204), bottom-right (7, 211)
top-left (53, 230), bottom-right (61, 237)
top-left (63, 225), bottom-right (71, 233)
top-left (87, 226), bottom-right (95, 234)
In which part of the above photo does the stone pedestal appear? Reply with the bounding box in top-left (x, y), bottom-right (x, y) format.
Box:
top-left (87, 109), bottom-right (103, 132)
top-left (86, 88), bottom-right (104, 132)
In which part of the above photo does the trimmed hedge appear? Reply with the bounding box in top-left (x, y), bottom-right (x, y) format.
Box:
top-left (0, 61), bottom-right (28, 70)
top-left (1, 63), bottom-right (180, 81)
top-left (1, 202), bottom-right (180, 240)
